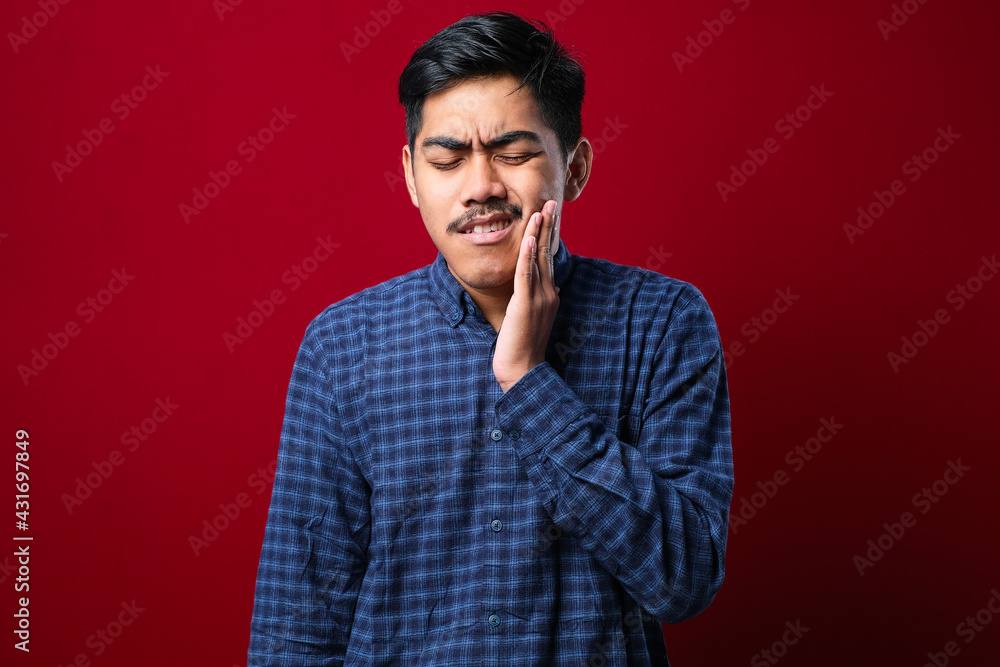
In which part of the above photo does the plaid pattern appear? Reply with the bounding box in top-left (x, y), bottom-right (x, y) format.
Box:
top-left (248, 241), bottom-right (733, 666)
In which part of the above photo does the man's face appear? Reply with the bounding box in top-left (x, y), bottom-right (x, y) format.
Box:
top-left (403, 73), bottom-right (572, 293)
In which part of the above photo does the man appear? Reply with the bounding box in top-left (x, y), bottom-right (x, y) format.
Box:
top-left (248, 11), bottom-right (732, 666)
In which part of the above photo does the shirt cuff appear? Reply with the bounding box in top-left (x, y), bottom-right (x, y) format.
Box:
top-left (493, 361), bottom-right (593, 463)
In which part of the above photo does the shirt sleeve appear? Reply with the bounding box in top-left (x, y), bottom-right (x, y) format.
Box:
top-left (248, 319), bottom-right (371, 665)
top-left (493, 285), bottom-right (733, 623)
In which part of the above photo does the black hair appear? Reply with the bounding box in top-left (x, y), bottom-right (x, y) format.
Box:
top-left (398, 11), bottom-right (586, 164)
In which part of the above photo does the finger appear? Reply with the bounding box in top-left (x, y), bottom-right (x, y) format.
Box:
top-left (548, 209), bottom-right (558, 281)
top-left (529, 220), bottom-right (539, 288)
top-left (536, 200), bottom-right (556, 286)
top-left (517, 212), bottom-right (539, 291)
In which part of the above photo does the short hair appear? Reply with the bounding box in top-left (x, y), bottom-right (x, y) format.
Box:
top-left (398, 11), bottom-right (586, 164)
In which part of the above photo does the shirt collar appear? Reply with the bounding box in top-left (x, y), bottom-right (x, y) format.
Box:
top-left (428, 240), bottom-right (572, 327)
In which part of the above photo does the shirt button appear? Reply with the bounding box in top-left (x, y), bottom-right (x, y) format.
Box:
top-left (490, 429), bottom-right (503, 441)
top-left (488, 614), bottom-right (501, 627)
top-left (508, 429), bottom-right (520, 440)
top-left (450, 312), bottom-right (461, 322)
top-left (491, 519), bottom-right (503, 532)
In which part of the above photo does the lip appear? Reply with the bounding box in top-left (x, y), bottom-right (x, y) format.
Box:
top-left (455, 213), bottom-right (514, 245)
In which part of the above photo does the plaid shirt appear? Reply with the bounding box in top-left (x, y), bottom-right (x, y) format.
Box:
top-left (248, 240), bottom-right (733, 666)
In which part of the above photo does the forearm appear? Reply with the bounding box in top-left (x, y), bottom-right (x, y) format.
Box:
top-left (495, 346), bottom-right (731, 621)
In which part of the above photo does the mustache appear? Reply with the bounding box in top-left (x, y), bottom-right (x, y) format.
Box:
top-left (446, 203), bottom-right (522, 233)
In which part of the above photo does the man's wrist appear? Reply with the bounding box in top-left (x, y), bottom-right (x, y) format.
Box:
top-left (496, 359), bottom-right (544, 392)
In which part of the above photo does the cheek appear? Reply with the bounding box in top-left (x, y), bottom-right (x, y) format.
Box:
top-left (511, 171), bottom-right (554, 207)
top-left (418, 197), bottom-right (449, 230)
top-left (414, 169), bottom-right (456, 204)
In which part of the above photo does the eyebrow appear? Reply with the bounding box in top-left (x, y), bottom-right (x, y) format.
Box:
top-left (420, 130), bottom-right (543, 152)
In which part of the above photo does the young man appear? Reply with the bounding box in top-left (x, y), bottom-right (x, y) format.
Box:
top-left (248, 11), bottom-right (732, 666)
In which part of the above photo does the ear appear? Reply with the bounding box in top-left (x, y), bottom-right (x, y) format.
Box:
top-left (402, 145), bottom-right (419, 208)
top-left (562, 137), bottom-right (593, 202)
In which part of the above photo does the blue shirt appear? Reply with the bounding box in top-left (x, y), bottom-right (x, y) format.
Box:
top-left (248, 240), bottom-right (733, 666)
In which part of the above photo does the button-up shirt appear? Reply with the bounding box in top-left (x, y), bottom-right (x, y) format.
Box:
top-left (248, 240), bottom-right (733, 666)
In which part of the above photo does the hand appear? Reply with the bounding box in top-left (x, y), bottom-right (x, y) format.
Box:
top-left (493, 199), bottom-right (560, 392)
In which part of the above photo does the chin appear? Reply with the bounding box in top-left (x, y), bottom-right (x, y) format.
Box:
top-left (456, 262), bottom-right (516, 291)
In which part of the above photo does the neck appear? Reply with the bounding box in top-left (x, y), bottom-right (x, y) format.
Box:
top-left (452, 276), bottom-right (512, 332)
top-left (469, 285), bottom-right (512, 332)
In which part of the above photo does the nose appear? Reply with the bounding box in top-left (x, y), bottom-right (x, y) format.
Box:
top-left (461, 152), bottom-right (506, 206)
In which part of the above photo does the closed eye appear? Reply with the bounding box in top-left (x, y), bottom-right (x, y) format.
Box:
top-left (497, 154), bottom-right (533, 164)
top-left (429, 154), bottom-right (536, 171)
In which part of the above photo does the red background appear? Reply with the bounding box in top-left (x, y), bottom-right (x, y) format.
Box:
top-left (2, 0), bottom-right (998, 665)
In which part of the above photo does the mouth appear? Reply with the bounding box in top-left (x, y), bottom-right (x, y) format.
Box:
top-left (462, 218), bottom-right (512, 234)
top-left (458, 213), bottom-right (513, 234)
top-left (456, 213), bottom-right (514, 244)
